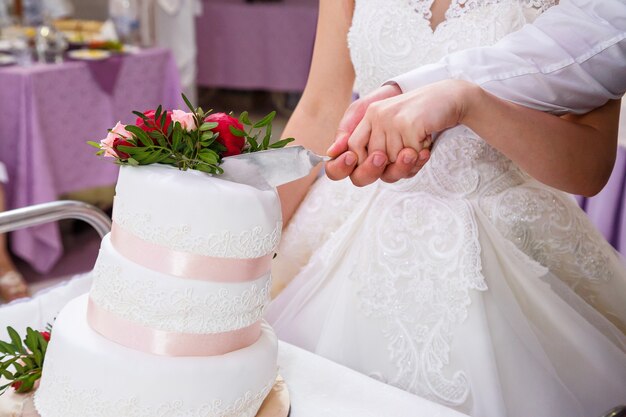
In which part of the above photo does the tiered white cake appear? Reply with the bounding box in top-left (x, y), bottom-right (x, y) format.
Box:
top-left (34, 164), bottom-right (283, 417)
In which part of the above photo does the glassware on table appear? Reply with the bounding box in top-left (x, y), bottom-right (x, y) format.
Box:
top-left (109, 0), bottom-right (140, 45)
top-left (1, 22), bottom-right (33, 66)
top-left (35, 24), bottom-right (67, 63)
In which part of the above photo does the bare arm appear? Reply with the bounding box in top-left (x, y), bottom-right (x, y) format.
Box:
top-left (277, 0), bottom-right (355, 225)
top-left (334, 79), bottom-right (620, 196)
top-left (461, 83), bottom-right (621, 196)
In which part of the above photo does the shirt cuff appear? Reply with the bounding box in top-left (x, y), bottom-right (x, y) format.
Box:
top-left (384, 62), bottom-right (452, 93)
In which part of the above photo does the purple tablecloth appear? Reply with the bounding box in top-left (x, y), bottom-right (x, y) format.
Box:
top-left (0, 48), bottom-right (183, 273)
top-left (196, 0), bottom-right (318, 92)
top-left (576, 146), bottom-right (626, 256)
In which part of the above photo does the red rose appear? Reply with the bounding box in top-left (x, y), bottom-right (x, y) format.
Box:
top-left (11, 380), bottom-right (22, 391)
top-left (40, 331), bottom-right (51, 342)
top-left (113, 138), bottom-right (135, 159)
top-left (204, 113), bottom-right (245, 157)
top-left (136, 110), bottom-right (172, 142)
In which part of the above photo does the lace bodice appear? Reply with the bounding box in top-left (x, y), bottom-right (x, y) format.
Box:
top-left (348, 0), bottom-right (556, 96)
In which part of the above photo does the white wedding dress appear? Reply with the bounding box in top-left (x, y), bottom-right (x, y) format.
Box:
top-left (267, 1), bottom-right (626, 416)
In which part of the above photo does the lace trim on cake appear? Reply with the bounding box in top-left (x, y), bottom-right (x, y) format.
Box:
top-left (35, 362), bottom-right (275, 417)
top-left (90, 260), bottom-right (271, 334)
top-left (113, 202), bottom-right (282, 259)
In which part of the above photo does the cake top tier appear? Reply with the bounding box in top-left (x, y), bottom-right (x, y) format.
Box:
top-left (112, 164), bottom-right (282, 259)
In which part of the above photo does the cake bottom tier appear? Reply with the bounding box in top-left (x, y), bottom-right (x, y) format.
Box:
top-left (34, 294), bottom-right (278, 417)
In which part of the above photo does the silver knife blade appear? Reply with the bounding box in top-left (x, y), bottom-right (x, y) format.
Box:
top-left (221, 146), bottom-right (330, 187)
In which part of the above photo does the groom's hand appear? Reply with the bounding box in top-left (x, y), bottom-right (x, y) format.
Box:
top-left (325, 84), bottom-right (430, 186)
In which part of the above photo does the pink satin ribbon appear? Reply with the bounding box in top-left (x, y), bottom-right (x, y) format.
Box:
top-left (110, 222), bottom-right (273, 282)
top-left (87, 298), bottom-right (261, 356)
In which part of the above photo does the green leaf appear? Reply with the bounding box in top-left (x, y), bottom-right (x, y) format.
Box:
top-left (12, 361), bottom-right (24, 374)
top-left (246, 136), bottom-right (259, 151)
top-left (198, 150), bottom-right (219, 165)
top-left (160, 111), bottom-right (168, 130)
top-left (149, 131), bottom-right (169, 148)
top-left (87, 141), bottom-right (102, 149)
top-left (0, 369), bottom-right (13, 379)
top-left (127, 158), bottom-right (140, 166)
top-left (213, 142), bottom-right (227, 153)
top-left (21, 357), bottom-right (34, 368)
top-left (229, 125), bottom-right (246, 138)
top-left (182, 93), bottom-right (195, 113)
top-left (172, 123), bottom-right (182, 149)
top-left (199, 122), bottom-right (218, 132)
top-left (124, 125), bottom-right (152, 147)
top-left (194, 163), bottom-right (215, 174)
top-left (132, 111), bottom-right (148, 120)
top-left (24, 328), bottom-right (38, 355)
top-left (154, 105), bottom-right (162, 122)
top-left (0, 341), bottom-right (16, 354)
top-left (253, 111), bottom-right (276, 128)
top-left (262, 124), bottom-right (272, 150)
top-left (239, 111), bottom-right (252, 126)
top-left (33, 350), bottom-right (43, 368)
top-left (269, 138), bottom-right (295, 149)
top-left (16, 372), bottom-right (39, 393)
top-left (36, 333), bottom-right (48, 357)
top-left (7, 328), bottom-right (24, 354)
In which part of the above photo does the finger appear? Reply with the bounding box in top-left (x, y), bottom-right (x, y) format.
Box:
top-left (366, 125), bottom-right (387, 161)
top-left (415, 148), bottom-right (431, 171)
top-left (328, 85), bottom-right (402, 157)
top-left (385, 131), bottom-right (404, 163)
top-left (380, 148), bottom-right (418, 183)
top-left (350, 151), bottom-right (388, 187)
top-left (325, 151), bottom-right (358, 181)
top-left (328, 101), bottom-right (368, 157)
top-left (348, 118), bottom-right (372, 165)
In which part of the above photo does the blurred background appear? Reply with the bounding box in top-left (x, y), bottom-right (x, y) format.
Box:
top-left (0, 0), bottom-right (317, 300)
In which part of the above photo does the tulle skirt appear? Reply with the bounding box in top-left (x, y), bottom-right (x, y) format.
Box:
top-left (268, 174), bottom-right (626, 417)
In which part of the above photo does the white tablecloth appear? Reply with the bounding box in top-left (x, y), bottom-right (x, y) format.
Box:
top-left (0, 274), bottom-right (468, 417)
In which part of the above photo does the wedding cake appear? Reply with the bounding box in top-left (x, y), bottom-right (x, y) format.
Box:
top-left (34, 163), bottom-right (283, 417)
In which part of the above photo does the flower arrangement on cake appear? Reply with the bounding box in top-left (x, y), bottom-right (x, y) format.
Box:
top-left (88, 95), bottom-right (294, 174)
top-left (0, 326), bottom-right (51, 395)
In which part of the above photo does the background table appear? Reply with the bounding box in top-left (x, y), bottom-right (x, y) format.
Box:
top-left (195, 0), bottom-right (318, 92)
top-left (0, 273), bottom-right (469, 417)
top-left (0, 48), bottom-right (183, 273)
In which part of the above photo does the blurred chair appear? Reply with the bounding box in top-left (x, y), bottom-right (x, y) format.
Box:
top-left (603, 406), bottom-right (626, 417)
top-left (0, 161), bottom-right (29, 302)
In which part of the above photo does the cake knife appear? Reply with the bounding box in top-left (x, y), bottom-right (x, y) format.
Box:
top-left (222, 145), bottom-right (330, 187)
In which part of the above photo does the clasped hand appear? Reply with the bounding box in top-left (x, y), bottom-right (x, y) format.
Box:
top-left (326, 79), bottom-right (475, 186)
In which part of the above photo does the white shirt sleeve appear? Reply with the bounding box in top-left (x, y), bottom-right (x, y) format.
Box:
top-left (390, 0), bottom-right (626, 115)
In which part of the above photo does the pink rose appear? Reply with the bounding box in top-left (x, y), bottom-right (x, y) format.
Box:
top-left (171, 110), bottom-right (197, 131)
top-left (100, 122), bottom-right (131, 158)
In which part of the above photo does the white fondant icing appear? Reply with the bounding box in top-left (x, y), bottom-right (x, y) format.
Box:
top-left (112, 165), bottom-right (282, 258)
top-left (35, 295), bottom-right (278, 417)
top-left (89, 235), bottom-right (271, 334)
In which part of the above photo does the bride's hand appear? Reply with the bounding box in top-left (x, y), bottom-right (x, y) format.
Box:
top-left (326, 80), bottom-right (478, 186)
